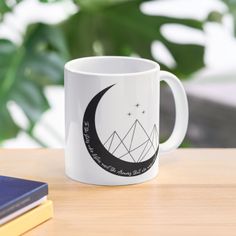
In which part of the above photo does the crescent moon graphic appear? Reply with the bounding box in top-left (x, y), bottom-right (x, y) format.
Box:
top-left (82, 84), bottom-right (159, 177)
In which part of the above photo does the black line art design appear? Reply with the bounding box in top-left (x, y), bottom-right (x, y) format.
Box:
top-left (104, 119), bottom-right (158, 163)
top-left (82, 84), bottom-right (159, 177)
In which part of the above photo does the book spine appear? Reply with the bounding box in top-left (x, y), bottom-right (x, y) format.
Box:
top-left (0, 200), bottom-right (53, 236)
top-left (0, 184), bottom-right (48, 219)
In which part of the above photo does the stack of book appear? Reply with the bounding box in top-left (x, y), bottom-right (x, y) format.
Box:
top-left (0, 175), bottom-right (53, 235)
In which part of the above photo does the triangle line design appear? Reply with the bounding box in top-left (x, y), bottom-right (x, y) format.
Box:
top-left (114, 131), bottom-right (136, 162)
top-left (139, 128), bottom-right (156, 162)
top-left (128, 121), bottom-right (137, 151)
top-left (118, 139), bottom-right (149, 159)
top-left (103, 131), bottom-right (115, 146)
top-left (136, 138), bottom-right (150, 162)
top-left (136, 126), bottom-right (155, 162)
top-left (103, 120), bottom-right (159, 163)
top-left (136, 119), bottom-right (156, 151)
top-left (111, 121), bottom-right (137, 155)
top-left (139, 142), bottom-right (153, 162)
top-left (108, 132), bottom-right (115, 151)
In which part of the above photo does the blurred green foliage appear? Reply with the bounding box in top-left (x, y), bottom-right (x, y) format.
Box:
top-left (222, 0), bottom-right (236, 35)
top-left (0, 0), bottom-right (206, 145)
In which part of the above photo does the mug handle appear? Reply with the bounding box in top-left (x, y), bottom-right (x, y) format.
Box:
top-left (159, 71), bottom-right (189, 153)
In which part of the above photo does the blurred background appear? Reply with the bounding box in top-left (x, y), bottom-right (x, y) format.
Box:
top-left (0, 0), bottom-right (235, 148)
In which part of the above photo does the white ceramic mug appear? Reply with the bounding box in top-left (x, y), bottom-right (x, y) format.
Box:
top-left (64, 56), bottom-right (188, 185)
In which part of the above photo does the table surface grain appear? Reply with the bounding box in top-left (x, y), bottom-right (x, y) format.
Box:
top-left (0, 149), bottom-right (236, 236)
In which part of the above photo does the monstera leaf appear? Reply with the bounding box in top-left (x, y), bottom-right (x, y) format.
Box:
top-left (62, 0), bottom-right (204, 78)
top-left (0, 24), bottom-right (68, 143)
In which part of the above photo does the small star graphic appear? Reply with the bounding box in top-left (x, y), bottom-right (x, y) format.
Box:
top-left (127, 112), bottom-right (132, 116)
top-left (135, 103), bottom-right (140, 107)
top-left (142, 110), bottom-right (145, 114)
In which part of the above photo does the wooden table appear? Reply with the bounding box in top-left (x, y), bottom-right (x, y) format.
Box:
top-left (0, 149), bottom-right (236, 236)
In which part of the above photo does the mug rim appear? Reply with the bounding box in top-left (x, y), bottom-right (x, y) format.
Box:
top-left (64, 56), bottom-right (160, 77)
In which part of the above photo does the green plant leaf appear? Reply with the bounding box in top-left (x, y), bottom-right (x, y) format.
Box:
top-left (39, 0), bottom-right (63, 2)
top-left (221, 0), bottom-right (236, 36)
top-left (0, 105), bottom-right (19, 142)
top-left (0, 0), bottom-right (22, 20)
top-left (0, 1), bottom-right (11, 16)
top-left (0, 24), bottom-right (68, 142)
top-left (62, 0), bottom-right (204, 78)
top-left (75, 0), bottom-right (132, 10)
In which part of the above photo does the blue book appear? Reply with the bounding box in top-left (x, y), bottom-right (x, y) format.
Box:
top-left (0, 176), bottom-right (48, 220)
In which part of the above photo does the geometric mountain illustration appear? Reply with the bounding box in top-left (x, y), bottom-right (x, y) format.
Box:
top-left (103, 119), bottom-right (158, 163)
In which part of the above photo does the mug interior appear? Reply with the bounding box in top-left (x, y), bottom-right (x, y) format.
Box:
top-left (65, 56), bottom-right (159, 76)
